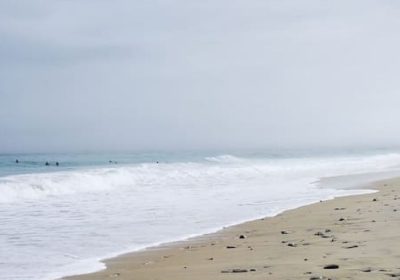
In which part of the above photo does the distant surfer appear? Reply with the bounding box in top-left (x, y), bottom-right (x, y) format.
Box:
top-left (15, 159), bottom-right (19, 164)
top-left (56, 162), bottom-right (59, 166)
top-left (45, 162), bottom-right (50, 166)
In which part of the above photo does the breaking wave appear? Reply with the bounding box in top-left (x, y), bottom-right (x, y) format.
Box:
top-left (1, 153), bottom-right (400, 204)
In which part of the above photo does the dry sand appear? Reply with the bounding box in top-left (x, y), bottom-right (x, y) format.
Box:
top-left (64, 177), bottom-right (400, 280)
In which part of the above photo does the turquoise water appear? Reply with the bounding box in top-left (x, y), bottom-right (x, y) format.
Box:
top-left (0, 148), bottom-right (395, 177)
top-left (0, 151), bottom-right (234, 177)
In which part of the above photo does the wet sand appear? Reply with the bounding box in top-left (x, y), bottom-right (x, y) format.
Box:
top-left (64, 177), bottom-right (400, 280)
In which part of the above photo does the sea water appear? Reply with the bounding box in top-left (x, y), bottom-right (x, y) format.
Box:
top-left (1, 149), bottom-right (400, 280)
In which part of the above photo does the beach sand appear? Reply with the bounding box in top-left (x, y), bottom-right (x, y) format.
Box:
top-left (64, 177), bottom-right (400, 280)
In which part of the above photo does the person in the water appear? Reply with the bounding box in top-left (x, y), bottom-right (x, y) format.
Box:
top-left (56, 162), bottom-right (59, 166)
top-left (15, 159), bottom-right (19, 164)
top-left (45, 162), bottom-right (50, 166)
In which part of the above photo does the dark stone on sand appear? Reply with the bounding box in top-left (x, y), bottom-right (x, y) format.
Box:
top-left (343, 245), bottom-right (358, 249)
top-left (325, 229), bottom-right (331, 233)
top-left (304, 258), bottom-right (308, 261)
top-left (239, 234), bottom-right (246, 239)
top-left (281, 230), bottom-right (289, 234)
top-left (387, 272), bottom-right (400, 277)
top-left (371, 220), bottom-right (376, 222)
top-left (315, 231), bottom-right (331, 238)
top-left (221, 269), bottom-right (248, 273)
top-left (323, 264), bottom-right (339, 269)
top-left (249, 268), bottom-right (256, 272)
top-left (287, 242), bottom-right (297, 247)
top-left (309, 277), bottom-right (323, 280)
top-left (226, 246), bottom-right (236, 249)
top-left (338, 218), bottom-right (346, 221)
top-left (208, 257), bottom-right (214, 260)
top-left (361, 268), bottom-right (372, 272)
top-left (372, 198), bottom-right (378, 202)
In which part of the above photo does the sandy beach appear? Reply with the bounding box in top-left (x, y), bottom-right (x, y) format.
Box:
top-left (64, 177), bottom-right (400, 280)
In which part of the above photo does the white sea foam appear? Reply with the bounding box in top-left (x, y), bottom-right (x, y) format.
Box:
top-left (1, 152), bottom-right (400, 280)
top-left (205, 154), bottom-right (244, 163)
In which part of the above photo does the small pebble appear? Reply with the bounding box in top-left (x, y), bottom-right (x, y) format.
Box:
top-left (361, 268), bottom-right (372, 272)
top-left (343, 245), bottom-right (358, 249)
top-left (323, 264), bottom-right (339, 269)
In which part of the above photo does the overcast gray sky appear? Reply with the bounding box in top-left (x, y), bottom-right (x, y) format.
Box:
top-left (1, 0), bottom-right (400, 152)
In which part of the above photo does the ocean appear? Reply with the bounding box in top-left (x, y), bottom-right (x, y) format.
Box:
top-left (1, 149), bottom-right (400, 280)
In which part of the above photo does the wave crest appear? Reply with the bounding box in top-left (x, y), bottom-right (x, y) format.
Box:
top-left (205, 154), bottom-right (243, 163)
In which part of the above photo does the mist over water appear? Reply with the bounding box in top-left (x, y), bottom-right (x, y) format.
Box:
top-left (2, 1), bottom-right (400, 152)
top-left (1, 150), bottom-right (399, 280)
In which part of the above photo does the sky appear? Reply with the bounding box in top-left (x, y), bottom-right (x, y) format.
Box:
top-left (1, 0), bottom-right (400, 153)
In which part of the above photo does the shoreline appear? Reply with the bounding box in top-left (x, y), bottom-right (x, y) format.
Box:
top-left (61, 175), bottom-right (400, 280)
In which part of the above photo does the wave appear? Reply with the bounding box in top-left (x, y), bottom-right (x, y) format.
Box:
top-left (204, 154), bottom-right (244, 163)
top-left (1, 152), bottom-right (400, 204)
top-left (0, 169), bottom-right (116, 203)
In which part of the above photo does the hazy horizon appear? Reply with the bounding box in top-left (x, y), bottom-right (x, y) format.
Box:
top-left (2, 0), bottom-right (400, 153)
